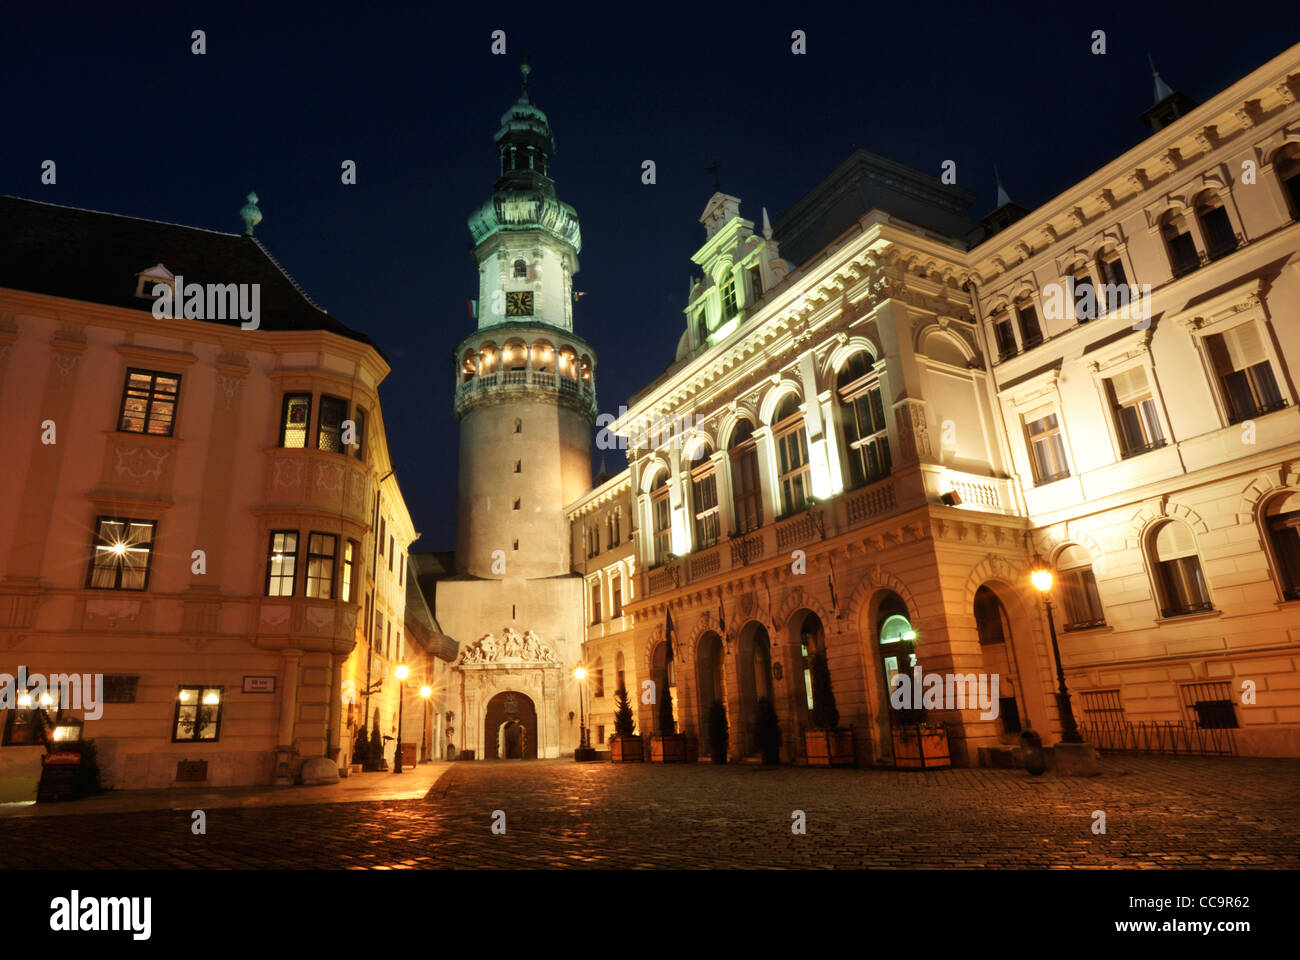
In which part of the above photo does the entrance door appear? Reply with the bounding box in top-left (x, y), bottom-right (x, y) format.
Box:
top-left (483, 691), bottom-right (538, 759)
top-left (879, 612), bottom-right (920, 723)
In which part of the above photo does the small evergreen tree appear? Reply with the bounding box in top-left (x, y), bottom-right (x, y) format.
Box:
top-left (756, 697), bottom-right (781, 765)
top-left (613, 686), bottom-right (636, 738)
top-left (351, 726), bottom-right (368, 767)
top-left (708, 700), bottom-right (729, 763)
top-left (657, 683), bottom-right (675, 735)
top-left (809, 652), bottom-right (840, 730)
top-left (368, 727), bottom-right (386, 770)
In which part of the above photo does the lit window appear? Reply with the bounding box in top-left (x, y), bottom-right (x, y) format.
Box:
top-left (317, 396), bottom-right (347, 453)
top-left (591, 580), bottom-right (602, 625)
top-left (1151, 521), bottom-right (1213, 618)
top-left (728, 420), bottom-right (762, 534)
top-left (342, 540), bottom-right (357, 603)
top-left (173, 686), bottom-right (222, 742)
top-left (772, 394), bottom-right (810, 515)
top-left (1105, 367), bottom-right (1166, 458)
top-left (1023, 408), bottom-right (1069, 485)
top-left (280, 394), bottom-right (312, 448)
top-left (305, 532), bottom-right (337, 599)
top-left (691, 453), bottom-right (720, 549)
top-left (1057, 545), bottom-right (1106, 630)
top-left (352, 407), bottom-right (367, 460)
top-left (1205, 323), bottom-right (1285, 422)
top-left (837, 352), bottom-right (891, 489)
top-left (118, 369), bottom-right (180, 436)
top-left (88, 517), bottom-right (156, 590)
top-left (265, 530), bottom-right (299, 597)
top-left (651, 472), bottom-right (672, 565)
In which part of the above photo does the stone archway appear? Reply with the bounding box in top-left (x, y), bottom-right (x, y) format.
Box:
top-left (483, 691), bottom-right (538, 759)
top-left (736, 621), bottom-right (774, 756)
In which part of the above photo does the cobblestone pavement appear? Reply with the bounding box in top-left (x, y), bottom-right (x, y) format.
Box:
top-left (4, 756), bottom-right (1297, 869)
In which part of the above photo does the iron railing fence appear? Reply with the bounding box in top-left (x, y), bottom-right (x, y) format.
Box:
top-left (1079, 720), bottom-right (1238, 757)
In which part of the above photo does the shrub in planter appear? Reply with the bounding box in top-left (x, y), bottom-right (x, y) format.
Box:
top-left (611, 686), bottom-right (643, 762)
top-left (708, 700), bottom-right (729, 763)
top-left (657, 685), bottom-right (675, 735)
top-left (805, 653), bottom-right (856, 766)
top-left (367, 729), bottom-right (386, 771)
top-left (352, 726), bottom-right (369, 767)
top-left (755, 697), bottom-right (781, 766)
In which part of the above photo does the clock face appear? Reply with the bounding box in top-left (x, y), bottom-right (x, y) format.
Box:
top-left (505, 291), bottom-right (534, 317)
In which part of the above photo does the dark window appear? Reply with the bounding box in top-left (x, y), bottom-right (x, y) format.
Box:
top-left (1152, 522), bottom-right (1212, 617)
top-left (721, 278), bottom-right (737, 320)
top-left (1198, 200), bottom-right (1238, 260)
top-left (612, 576), bottom-right (622, 617)
top-left (1016, 302), bottom-right (1043, 349)
top-left (88, 517), bottom-right (156, 590)
top-left (1057, 545), bottom-right (1106, 630)
top-left (993, 314), bottom-right (1018, 360)
top-left (305, 532), bottom-right (337, 599)
top-left (1161, 214), bottom-right (1200, 277)
top-left (1072, 272), bottom-right (1095, 323)
top-left (692, 462), bottom-right (720, 548)
top-left (1206, 324), bottom-right (1285, 422)
top-left (1097, 255), bottom-right (1129, 314)
top-left (388, 536), bottom-right (394, 571)
top-left (651, 474), bottom-right (672, 565)
top-left (591, 581), bottom-right (602, 624)
top-left (513, 259), bottom-right (527, 278)
top-left (728, 420), bottom-right (762, 534)
top-left (748, 266), bottom-right (763, 304)
top-left (379, 518), bottom-right (386, 555)
top-left (265, 530), bottom-right (299, 597)
top-left (317, 396), bottom-right (347, 453)
top-left (1105, 367), bottom-right (1166, 458)
top-left (1277, 146), bottom-right (1300, 219)
top-left (837, 353), bottom-right (891, 489)
top-left (173, 686), bottom-right (223, 742)
top-left (280, 393), bottom-right (312, 448)
top-left (973, 586), bottom-right (1009, 644)
top-left (118, 369), bottom-right (180, 435)
top-left (103, 675), bottom-right (140, 703)
top-left (1266, 498), bottom-right (1300, 601)
top-left (1024, 409), bottom-right (1069, 484)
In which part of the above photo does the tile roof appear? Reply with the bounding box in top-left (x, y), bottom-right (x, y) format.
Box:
top-left (0, 194), bottom-right (379, 353)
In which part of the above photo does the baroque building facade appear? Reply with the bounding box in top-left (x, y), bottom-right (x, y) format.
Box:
top-left (0, 194), bottom-right (420, 795)
top-left (572, 44), bottom-right (1300, 764)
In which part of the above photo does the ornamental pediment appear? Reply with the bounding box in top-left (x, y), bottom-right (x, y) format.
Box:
top-left (458, 628), bottom-right (559, 666)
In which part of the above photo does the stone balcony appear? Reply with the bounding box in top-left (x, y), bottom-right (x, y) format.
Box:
top-left (255, 595), bottom-right (360, 655)
top-left (454, 368), bottom-right (597, 419)
top-left (261, 447), bottom-right (371, 525)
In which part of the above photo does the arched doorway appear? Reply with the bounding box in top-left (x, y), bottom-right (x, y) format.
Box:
top-left (695, 631), bottom-right (726, 756)
top-left (651, 640), bottom-right (677, 732)
top-left (737, 622), bottom-right (774, 756)
top-left (874, 593), bottom-right (919, 758)
top-left (974, 584), bottom-right (1023, 737)
top-left (791, 611), bottom-right (826, 736)
top-left (483, 691), bottom-right (538, 759)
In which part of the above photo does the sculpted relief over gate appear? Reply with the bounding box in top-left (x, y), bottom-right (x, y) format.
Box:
top-left (458, 627), bottom-right (559, 665)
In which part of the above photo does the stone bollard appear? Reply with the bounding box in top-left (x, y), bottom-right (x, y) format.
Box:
top-left (1020, 729), bottom-right (1046, 776)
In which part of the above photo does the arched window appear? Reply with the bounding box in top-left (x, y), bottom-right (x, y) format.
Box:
top-left (1015, 296), bottom-right (1043, 349)
top-left (1057, 544), bottom-right (1105, 629)
top-left (650, 470), bottom-right (672, 565)
top-left (973, 585), bottom-right (1010, 644)
top-left (503, 338), bottom-right (527, 372)
top-left (580, 355), bottom-right (592, 384)
top-left (727, 420), bottom-right (762, 534)
top-left (1160, 211), bottom-right (1200, 278)
top-left (558, 346), bottom-right (578, 380)
top-left (1276, 144), bottom-right (1300, 220)
top-left (513, 259), bottom-right (528, 279)
top-left (1195, 191), bottom-right (1238, 261)
top-left (531, 340), bottom-right (554, 372)
top-left (690, 444), bottom-right (719, 549)
top-left (991, 305), bottom-right (1018, 360)
top-left (771, 393), bottom-right (810, 515)
top-left (592, 657), bottom-right (605, 698)
top-left (478, 342), bottom-right (498, 375)
top-left (1095, 248), bottom-right (1129, 316)
top-left (1070, 262), bottom-right (1096, 323)
top-left (1264, 492), bottom-right (1300, 601)
top-left (1150, 521), bottom-right (1212, 617)
top-left (461, 350), bottom-right (477, 384)
top-left (837, 352), bottom-right (891, 489)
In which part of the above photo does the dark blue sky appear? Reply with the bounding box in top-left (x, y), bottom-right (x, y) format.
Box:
top-left (2, 1), bottom-right (1289, 549)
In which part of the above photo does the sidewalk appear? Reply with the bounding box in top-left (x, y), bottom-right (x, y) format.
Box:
top-left (0, 761), bottom-right (454, 819)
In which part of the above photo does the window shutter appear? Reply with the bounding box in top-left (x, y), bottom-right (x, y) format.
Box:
top-left (1154, 522), bottom-right (1196, 562)
top-left (1108, 367), bottom-right (1149, 405)
top-left (1220, 323), bottom-right (1266, 371)
top-left (1057, 544), bottom-right (1092, 570)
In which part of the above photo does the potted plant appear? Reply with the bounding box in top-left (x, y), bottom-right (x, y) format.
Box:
top-left (609, 686), bottom-right (643, 762)
top-left (650, 685), bottom-right (688, 762)
top-left (755, 697), bottom-right (782, 766)
top-left (351, 726), bottom-right (368, 772)
top-left (367, 728), bottom-right (388, 771)
top-left (804, 653), bottom-right (856, 766)
top-left (708, 700), bottom-right (729, 763)
top-left (891, 714), bottom-right (951, 770)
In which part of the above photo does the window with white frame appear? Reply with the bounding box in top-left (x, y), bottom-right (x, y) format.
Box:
top-left (1150, 521), bottom-right (1213, 618)
top-left (650, 471), bottom-right (672, 565)
top-left (772, 394), bottom-right (811, 516)
top-left (1057, 544), bottom-right (1105, 630)
top-left (728, 420), bottom-right (762, 534)
top-left (837, 352), bottom-right (891, 489)
top-left (691, 450), bottom-right (720, 549)
top-left (1022, 406), bottom-right (1070, 485)
top-left (1205, 322), bottom-right (1286, 422)
top-left (1104, 366), bottom-right (1166, 458)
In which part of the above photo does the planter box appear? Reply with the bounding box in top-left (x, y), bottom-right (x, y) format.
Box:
top-left (892, 726), bottom-right (950, 769)
top-left (610, 736), bottom-right (644, 762)
top-left (350, 763), bottom-right (363, 774)
top-left (684, 736), bottom-right (699, 763)
top-left (650, 734), bottom-right (688, 762)
top-left (805, 728), bottom-right (856, 767)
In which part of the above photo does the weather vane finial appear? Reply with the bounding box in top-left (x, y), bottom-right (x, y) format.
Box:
top-left (521, 49), bottom-right (531, 99)
top-left (706, 160), bottom-right (721, 192)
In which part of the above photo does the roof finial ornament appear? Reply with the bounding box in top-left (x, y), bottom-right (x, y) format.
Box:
top-left (520, 49), bottom-right (531, 101)
top-left (240, 192), bottom-right (262, 237)
top-left (706, 160), bottom-right (721, 193)
top-left (1148, 52), bottom-right (1174, 104)
top-left (994, 165), bottom-right (1012, 208)
top-left (762, 206), bottom-right (773, 240)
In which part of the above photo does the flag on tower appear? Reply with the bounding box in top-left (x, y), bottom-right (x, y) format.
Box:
top-left (573, 290), bottom-right (588, 304)
top-left (467, 299), bottom-right (478, 320)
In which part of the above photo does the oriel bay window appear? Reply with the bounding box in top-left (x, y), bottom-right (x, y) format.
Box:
top-left (118, 369), bottom-right (180, 436)
top-left (691, 454), bottom-right (720, 549)
top-left (1023, 407), bottom-right (1070, 485)
top-left (728, 420), bottom-right (762, 534)
top-left (305, 533), bottom-right (338, 599)
top-left (650, 472), bottom-right (672, 565)
top-left (837, 352), bottom-right (891, 489)
top-left (1057, 544), bottom-right (1106, 630)
top-left (342, 539), bottom-right (358, 603)
top-left (173, 686), bottom-right (222, 742)
top-left (1105, 366), bottom-right (1166, 458)
top-left (88, 518), bottom-right (156, 590)
top-left (265, 531), bottom-right (299, 596)
top-left (772, 394), bottom-right (811, 515)
top-left (280, 393), bottom-right (312, 448)
top-left (1206, 322), bottom-right (1285, 422)
top-left (1151, 521), bottom-right (1213, 617)
top-left (317, 395), bottom-right (347, 452)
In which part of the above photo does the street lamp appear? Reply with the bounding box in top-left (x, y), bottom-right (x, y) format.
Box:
top-left (419, 685), bottom-right (432, 763)
top-left (573, 665), bottom-right (589, 754)
top-left (394, 664), bottom-right (409, 773)
top-left (1030, 556), bottom-right (1083, 743)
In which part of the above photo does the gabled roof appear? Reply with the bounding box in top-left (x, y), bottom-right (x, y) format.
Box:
top-left (0, 194), bottom-right (379, 354)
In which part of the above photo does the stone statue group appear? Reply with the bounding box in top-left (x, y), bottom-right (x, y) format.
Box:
top-left (459, 627), bottom-right (558, 665)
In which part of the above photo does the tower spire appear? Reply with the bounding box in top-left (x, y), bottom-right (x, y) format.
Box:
top-left (1148, 53), bottom-right (1174, 104)
top-left (520, 49), bottom-right (532, 102)
top-left (994, 165), bottom-right (1012, 208)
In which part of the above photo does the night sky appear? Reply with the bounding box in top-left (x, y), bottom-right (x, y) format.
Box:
top-left (2, 1), bottom-right (1289, 550)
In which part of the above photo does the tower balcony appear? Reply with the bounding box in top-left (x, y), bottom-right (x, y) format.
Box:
top-left (454, 367), bottom-right (597, 420)
top-left (455, 324), bottom-right (598, 421)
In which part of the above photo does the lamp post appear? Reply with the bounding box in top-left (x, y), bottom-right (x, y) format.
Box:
top-left (573, 665), bottom-right (589, 754)
top-left (419, 685), bottom-right (432, 763)
top-left (394, 664), bottom-right (409, 772)
top-left (1030, 558), bottom-right (1083, 743)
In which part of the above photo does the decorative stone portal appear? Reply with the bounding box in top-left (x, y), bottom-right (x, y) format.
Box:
top-left (484, 691), bottom-right (538, 759)
top-left (456, 628), bottom-right (564, 759)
